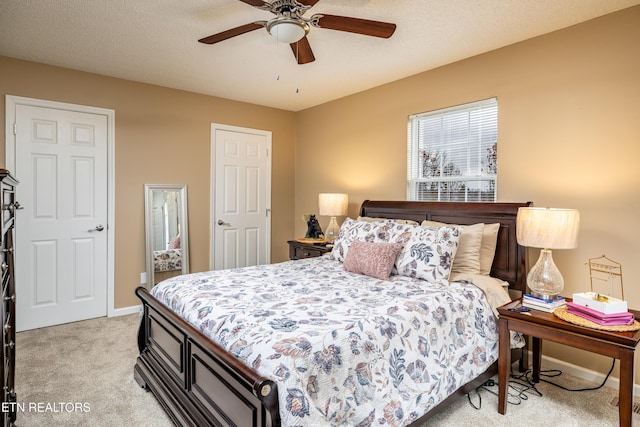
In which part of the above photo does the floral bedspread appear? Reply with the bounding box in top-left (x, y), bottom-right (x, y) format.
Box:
top-left (152, 256), bottom-right (503, 427)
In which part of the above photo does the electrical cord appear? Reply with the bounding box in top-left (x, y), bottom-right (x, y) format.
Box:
top-left (466, 378), bottom-right (537, 411)
top-left (466, 357), bottom-right (616, 411)
top-left (511, 357), bottom-right (616, 393)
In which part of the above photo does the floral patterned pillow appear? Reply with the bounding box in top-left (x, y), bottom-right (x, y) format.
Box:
top-left (330, 218), bottom-right (399, 262)
top-left (421, 221), bottom-right (484, 274)
top-left (343, 241), bottom-right (404, 280)
top-left (389, 224), bottom-right (461, 282)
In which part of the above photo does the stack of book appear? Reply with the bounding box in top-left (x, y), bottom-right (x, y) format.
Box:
top-left (522, 294), bottom-right (567, 312)
top-left (567, 301), bottom-right (634, 326)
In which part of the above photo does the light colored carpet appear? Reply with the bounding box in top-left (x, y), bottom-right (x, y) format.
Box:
top-left (14, 314), bottom-right (640, 426)
top-left (16, 314), bottom-right (172, 427)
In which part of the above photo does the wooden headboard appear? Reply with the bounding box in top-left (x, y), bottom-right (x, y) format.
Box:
top-left (359, 200), bottom-right (533, 292)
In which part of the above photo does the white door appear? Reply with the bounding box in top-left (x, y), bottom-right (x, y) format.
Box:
top-left (211, 124), bottom-right (271, 270)
top-left (13, 103), bottom-right (109, 331)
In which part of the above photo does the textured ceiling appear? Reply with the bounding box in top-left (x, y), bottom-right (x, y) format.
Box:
top-left (1, 0), bottom-right (638, 111)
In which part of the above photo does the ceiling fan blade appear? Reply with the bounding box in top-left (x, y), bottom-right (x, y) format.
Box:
top-left (198, 22), bottom-right (265, 45)
top-left (290, 36), bottom-right (315, 64)
top-left (311, 14), bottom-right (396, 38)
top-left (237, 0), bottom-right (270, 7)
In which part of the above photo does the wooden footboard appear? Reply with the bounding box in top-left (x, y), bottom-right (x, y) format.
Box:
top-left (134, 286), bottom-right (281, 427)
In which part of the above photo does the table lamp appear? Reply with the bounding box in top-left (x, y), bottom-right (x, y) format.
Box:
top-left (516, 207), bottom-right (580, 299)
top-left (318, 193), bottom-right (348, 243)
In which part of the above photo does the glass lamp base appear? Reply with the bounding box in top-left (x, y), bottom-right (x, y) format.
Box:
top-left (527, 248), bottom-right (564, 299)
top-left (325, 216), bottom-right (340, 243)
top-left (531, 291), bottom-right (563, 301)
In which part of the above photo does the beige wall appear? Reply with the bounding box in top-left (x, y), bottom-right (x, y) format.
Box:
top-left (2, 4), bottom-right (639, 384)
top-left (0, 56), bottom-right (297, 309)
top-left (296, 6), bottom-right (640, 381)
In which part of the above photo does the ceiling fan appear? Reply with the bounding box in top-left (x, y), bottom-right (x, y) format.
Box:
top-left (198, 0), bottom-right (397, 64)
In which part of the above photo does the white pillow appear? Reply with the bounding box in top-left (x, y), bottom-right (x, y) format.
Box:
top-left (479, 223), bottom-right (500, 275)
top-left (422, 221), bottom-right (483, 274)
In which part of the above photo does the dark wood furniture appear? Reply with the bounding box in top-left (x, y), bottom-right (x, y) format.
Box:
top-left (0, 170), bottom-right (18, 427)
top-left (134, 200), bottom-right (531, 427)
top-left (287, 239), bottom-right (331, 260)
top-left (498, 298), bottom-right (640, 427)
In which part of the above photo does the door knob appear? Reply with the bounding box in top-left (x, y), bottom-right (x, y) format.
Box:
top-left (217, 219), bottom-right (230, 226)
top-left (8, 201), bottom-right (23, 213)
top-left (88, 224), bottom-right (105, 232)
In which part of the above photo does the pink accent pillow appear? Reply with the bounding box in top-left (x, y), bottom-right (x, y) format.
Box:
top-left (343, 240), bottom-right (403, 281)
top-left (167, 234), bottom-right (181, 249)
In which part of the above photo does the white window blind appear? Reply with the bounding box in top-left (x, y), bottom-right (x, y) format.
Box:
top-left (407, 98), bottom-right (498, 202)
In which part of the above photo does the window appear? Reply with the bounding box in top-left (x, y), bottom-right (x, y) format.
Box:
top-left (407, 98), bottom-right (497, 202)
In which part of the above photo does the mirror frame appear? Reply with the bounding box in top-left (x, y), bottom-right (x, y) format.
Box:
top-left (144, 184), bottom-right (189, 289)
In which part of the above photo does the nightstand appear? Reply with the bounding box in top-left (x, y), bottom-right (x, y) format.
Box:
top-left (497, 298), bottom-right (640, 426)
top-left (287, 240), bottom-right (331, 260)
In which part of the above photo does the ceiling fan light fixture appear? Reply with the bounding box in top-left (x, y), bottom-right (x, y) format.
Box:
top-left (198, 1), bottom-right (397, 65)
top-left (267, 18), bottom-right (308, 44)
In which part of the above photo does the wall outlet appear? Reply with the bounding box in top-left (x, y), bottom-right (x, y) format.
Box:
top-left (140, 272), bottom-right (147, 284)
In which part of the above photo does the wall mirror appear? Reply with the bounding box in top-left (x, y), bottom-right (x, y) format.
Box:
top-left (144, 184), bottom-right (189, 288)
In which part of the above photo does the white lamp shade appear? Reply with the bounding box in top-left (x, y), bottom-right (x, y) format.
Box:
top-left (268, 19), bottom-right (307, 44)
top-left (516, 207), bottom-right (580, 249)
top-left (318, 193), bottom-right (348, 216)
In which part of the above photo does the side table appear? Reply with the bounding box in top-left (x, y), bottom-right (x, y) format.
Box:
top-left (287, 240), bottom-right (331, 260)
top-left (497, 298), bottom-right (640, 426)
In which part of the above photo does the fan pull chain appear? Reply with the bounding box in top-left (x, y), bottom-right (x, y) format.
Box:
top-left (274, 43), bottom-right (300, 94)
top-left (294, 42), bottom-right (300, 94)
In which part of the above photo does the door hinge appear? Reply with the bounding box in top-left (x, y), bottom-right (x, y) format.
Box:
top-left (13, 123), bottom-right (17, 135)
top-left (266, 208), bottom-right (271, 217)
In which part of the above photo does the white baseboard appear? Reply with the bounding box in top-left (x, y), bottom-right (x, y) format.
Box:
top-left (534, 352), bottom-right (640, 397)
top-left (109, 304), bottom-right (142, 317)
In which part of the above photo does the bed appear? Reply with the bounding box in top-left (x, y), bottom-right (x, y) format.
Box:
top-left (134, 200), bottom-right (532, 426)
